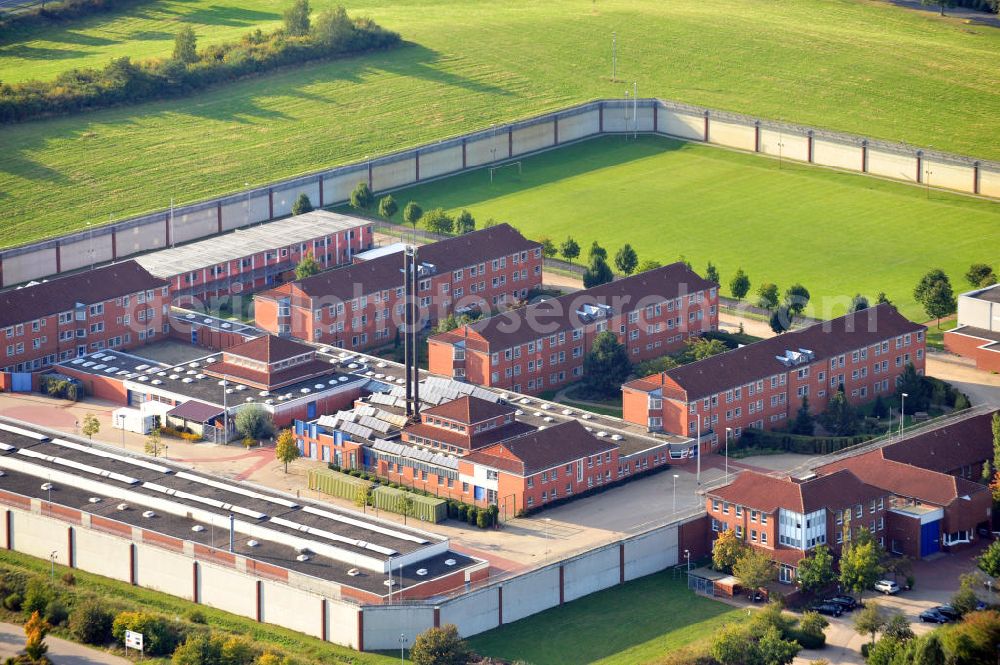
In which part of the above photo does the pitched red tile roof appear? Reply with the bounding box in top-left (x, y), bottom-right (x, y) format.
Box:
top-left (880, 410), bottom-right (997, 474)
top-left (403, 420), bottom-right (536, 451)
top-left (817, 451), bottom-right (987, 507)
top-left (435, 262), bottom-right (716, 350)
top-left (465, 420), bottom-right (616, 476)
top-left (224, 335), bottom-right (314, 364)
top-left (637, 304), bottom-right (923, 401)
top-left (708, 468), bottom-right (884, 514)
top-left (0, 260), bottom-right (167, 329)
top-left (263, 224), bottom-right (539, 302)
top-left (422, 395), bottom-right (515, 425)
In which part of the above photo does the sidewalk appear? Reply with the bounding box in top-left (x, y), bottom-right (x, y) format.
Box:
top-left (0, 623), bottom-right (129, 665)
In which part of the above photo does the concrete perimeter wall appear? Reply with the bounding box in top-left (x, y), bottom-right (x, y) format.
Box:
top-left (3, 99), bottom-right (996, 287)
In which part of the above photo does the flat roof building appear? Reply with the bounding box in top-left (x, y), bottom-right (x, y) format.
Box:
top-left (944, 283), bottom-right (1000, 373)
top-left (133, 210), bottom-right (373, 302)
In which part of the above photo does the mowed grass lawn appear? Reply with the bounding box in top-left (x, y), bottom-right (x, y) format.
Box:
top-left (466, 573), bottom-right (744, 665)
top-left (379, 135), bottom-right (1000, 321)
top-left (1, 0), bottom-right (999, 246)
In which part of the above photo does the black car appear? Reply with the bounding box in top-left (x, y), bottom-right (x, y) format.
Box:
top-left (825, 596), bottom-right (858, 611)
top-left (919, 608), bottom-right (952, 624)
top-left (936, 605), bottom-right (961, 621)
top-left (813, 603), bottom-right (844, 617)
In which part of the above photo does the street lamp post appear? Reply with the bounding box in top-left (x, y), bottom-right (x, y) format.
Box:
top-left (118, 413), bottom-right (125, 448)
top-left (684, 548), bottom-right (691, 572)
top-left (672, 473), bottom-right (679, 513)
top-left (49, 551), bottom-right (57, 579)
top-left (725, 427), bottom-right (732, 484)
top-left (900, 393), bottom-right (908, 438)
top-left (777, 135), bottom-right (785, 170)
top-left (398, 633), bottom-right (406, 665)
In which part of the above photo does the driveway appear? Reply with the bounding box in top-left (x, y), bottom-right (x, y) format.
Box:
top-left (0, 623), bottom-right (129, 665)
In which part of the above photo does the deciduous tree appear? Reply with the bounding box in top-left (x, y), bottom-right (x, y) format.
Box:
top-left (637, 259), bottom-right (662, 273)
top-left (560, 237), bottom-right (580, 263)
top-left (770, 304), bottom-right (793, 334)
top-left (234, 404), bottom-right (274, 440)
top-left (454, 209), bottom-right (475, 234)
top-left (705, 262), bottom-right (719, 284)
top-left (876, 291), bottom-right (892, 305)
top-left (583, 254), bottom-right (614, 288)
top-left (965, 263), bottom-right (997, 288)
top-left (978, 539), bottom-right (1000, 578)
top-left (757, 282), bottom-right (780, 310)
top-left (588, 241), bottom-right (607, 261)
top-left (377, 194), bottom-right (397, 219)
top-left (733, 547), bottom-right (775, 595)
top-left (402, 201), bottom-right (423, 229)
top-left (291, 193), bottom-right (313, 215)
top-left (711, 529), bottom-right (747, 574)
top-left (283, 0), bottom-right (311, 36)
top-left (422, 208), bottom-right (454, 234)
top-left (294, 251), bottom-right (321, 280)
top-left (582, 331), bottom-right (630, 397)
top-left (410, 625), bottom-right (468, 665)
top-left (614, 244), bottom-right (638, 276)
top-left (683, 336), bottom-right (727, 362)
top-left (821, 387), bottom-right (860, 436)
top-left (274, 429), bottom-right (299, 473)
top-left (729, 268), bottom-right (750, 301)
top-left (784, 283), bottom-right (811, 315)
top-left (914, 268), bottom-right (956, 327)
top-left (790, 396), bottom-right (815, 436)
top-left (82, 413), bottom-right (100, 440)
top-left (796, 545), bottom-right (835, 594)
top-left (173, 26), bottom-right (198, 64)
top-left (840, 529), bottom-right (884, 599)
top-left (538, 237), bottom-right (557, 258)
top-left (349, 181), bottom-right (373, 211)
top-left (853, 601), bottom-right (886, 645)
top-left (850, 294), bottom-right (869, 312)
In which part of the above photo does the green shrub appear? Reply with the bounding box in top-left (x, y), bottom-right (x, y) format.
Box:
top-left (476, 510), bottom-right (490, 529)
top-left (185, 608), bottom-right (207, 624)
top-left (112, 611), bottom-right (179, 656)
top-left (60, 572), bottom-right (76, 586)
top-left (456, 504), bottom-right (467, 522)
top-left (466, 507), bottom-right (478, 525)
top-left (3, 592), bottom-right (22, 611)
top-left (22, 577), bottom-right (53, 615)
top-left (70, 599), bottom-right (113, 645)
top-left (44, 599), bottom-right (68, 626)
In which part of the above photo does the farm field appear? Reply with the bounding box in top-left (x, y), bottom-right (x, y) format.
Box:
top-left (2, 0), bottom-right (1000, 246)
top-left (377, 135), bottom-right (1000, 321)
top-left (466, 572), bottom-right (744, 665)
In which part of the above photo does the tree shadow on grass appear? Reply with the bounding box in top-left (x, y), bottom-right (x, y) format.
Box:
top-left (178, 4), bottom-right (280, 28)
top-left (370, 42), bottom-right (516, 99)
top-left (0, 43), bottom-right (88, 60)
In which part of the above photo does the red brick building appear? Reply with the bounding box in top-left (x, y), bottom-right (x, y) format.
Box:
top-left (254, 224), bottom-right (542, 352)
top-left (0, 260), bottom-right (169, 374)
top-left (427, 263), bottom-right (718, 395)
top-left (623, 304), bottom-right (926, 443)
top-left (134, 211), bottom-right (372, 304)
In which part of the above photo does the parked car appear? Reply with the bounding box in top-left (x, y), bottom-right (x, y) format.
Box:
top-left (813, 602), bottom-right (844, 617)
top-left (874, 580), bottom-right (900, 595)
top-left (826, 595), bottom-right (858, 611)
top-left (919, 608), bottom-right (953, 624)
top-left (936, 605), bottom-right (960, 620)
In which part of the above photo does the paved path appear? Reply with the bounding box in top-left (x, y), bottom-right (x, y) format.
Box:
top-left (0, 623), bottom-right (129, 665)
top-left (884, 0), bottom-right (1000, 27)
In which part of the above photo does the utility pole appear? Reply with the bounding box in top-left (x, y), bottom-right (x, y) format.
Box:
top-left (633, 81), bottom-right (638, 140)
top-left (611, 32), bottom-right (616, 81)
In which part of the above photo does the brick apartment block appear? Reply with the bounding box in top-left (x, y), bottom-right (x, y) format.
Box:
top-left (622, 304), bottom-right (926, 442)
top-left (0, 260), bottom-right (169, 374)
top-left (254, 224), bottom-right (542, 351)
top-left (705, 410), bottom-right (996, 584)
top-left (427, 262), bottom-right (719, 396)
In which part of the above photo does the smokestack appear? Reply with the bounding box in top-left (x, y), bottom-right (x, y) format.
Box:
top-left (411, 246), bottom-right (420, 418)
top-left (403, 248), bottom-right (413, 417)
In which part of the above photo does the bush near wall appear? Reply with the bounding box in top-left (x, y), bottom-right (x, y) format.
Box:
top-left (0, 9), bottom-right (401, 123)
top-left (736, 429), bottom-right (869, 455)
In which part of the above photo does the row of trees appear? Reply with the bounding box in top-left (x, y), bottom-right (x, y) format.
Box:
top-left (0, 4), bottom-right (401, 123)
top-left (348, 184), bottom-right (482, 236)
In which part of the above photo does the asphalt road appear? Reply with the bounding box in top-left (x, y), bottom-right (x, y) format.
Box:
top-left (0, 623), bottom-right (129, 665)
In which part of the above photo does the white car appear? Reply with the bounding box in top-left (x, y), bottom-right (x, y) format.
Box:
top-left (874, 580), bottom-right (900, 595)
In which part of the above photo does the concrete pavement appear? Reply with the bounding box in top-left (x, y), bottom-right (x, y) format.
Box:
top-left (0, 623), bottom-right (129, 665)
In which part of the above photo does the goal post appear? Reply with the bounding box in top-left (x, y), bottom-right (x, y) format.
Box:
top-left (489, 161), bottom-right (522, 183)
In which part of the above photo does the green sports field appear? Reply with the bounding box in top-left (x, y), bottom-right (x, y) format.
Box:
top-left (467, 572), bottom-right (744, 665)
top-left (1, 0), bottom-right (999, 246)
top-left (377, 135), bottom-right (1000, 321)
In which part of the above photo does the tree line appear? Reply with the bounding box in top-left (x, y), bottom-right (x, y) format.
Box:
top-left (0, 2), bottom-right (401, 123)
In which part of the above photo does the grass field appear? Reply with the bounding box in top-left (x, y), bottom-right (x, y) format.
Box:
top-left (376, 135), bottom-right (1000, 321)
top-left (467, 572), bottom-right (744, 665)
top-left (1, 0), bottom-right (999, 247)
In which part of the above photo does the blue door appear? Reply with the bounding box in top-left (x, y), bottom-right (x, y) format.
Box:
top-left (920, 520), bottom-right (941, 557)
top-left (10, 373), bottom-right (31, 392)
top-left (307, 401), bottom-right (317, 419)
top-left (474, 486), bottom-right (485, 501)
top-left (191, 329), bottom-right (198, 345)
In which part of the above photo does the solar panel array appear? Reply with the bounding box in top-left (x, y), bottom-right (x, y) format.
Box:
top-left (372, 438), bottom-right (459, 470)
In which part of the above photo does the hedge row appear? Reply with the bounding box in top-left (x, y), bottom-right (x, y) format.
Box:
top-left (736, 428), bottom-right (870, 455)
top-left (0, 0), bottom-right (149, 32)
top-left (0, 8), bottom-right (401, 123)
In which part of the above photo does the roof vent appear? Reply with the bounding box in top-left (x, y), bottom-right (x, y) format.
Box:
top-left (301, 388), bottom-right (310, 394)
top-left (247, 540), bottom-right (260, 547)
top-left (347, 568), bottom-right (360, 577)
top-left (142, 510), bottom-right (156, 518)
top-left (339, 376), bottom-right (349, 383)
top-left (582, 414), bottom-right (593, 420)
top-left (117, 503), bottom-right (128, 511)
top-left (383, 579), bottom-right (396, 587)
top-left (611, 434), bottom-right (623, 441)
top-left (259, 391), bottom-right (270, 397)
top-left (169, 374), bottom-right (179, 380)
top-left (151, 379), bottom-right (163, 385)
top-left (416, 568), bottom-right (428, 576)
top-left (245, 397), bottom-right (254, 403)
top-left (296, 554), bottom-right (310, 562)
top-left (315, 384), bottom-right (325, 390)
top-left (561, 409), bottom-right (573, 416)
top-left (444, 558), bottom-right (457, 566)
top-left (543, 417), bottom-right (554, 423)
top-left (596, 431), bottom-right (608, 438)
top-left (88, 497), bottom-right (101, 503)
top-left (191, 525), bottom-right (205, 532)
top-left (40, 482), bottom-right (53, 491)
